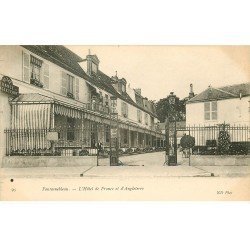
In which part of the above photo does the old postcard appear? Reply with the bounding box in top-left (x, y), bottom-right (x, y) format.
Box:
top-left (0, 45), bottom-right (249, 200)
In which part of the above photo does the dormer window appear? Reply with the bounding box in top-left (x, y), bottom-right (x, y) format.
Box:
top-left (86, 54), bottom-right (100, 75)
top-left (122, 83), bottom-right (126, 92)
top-left (92, 63), bottom-right (98, 74)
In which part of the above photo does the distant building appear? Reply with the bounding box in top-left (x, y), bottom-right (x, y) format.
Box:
top-left (185, 83), bottom-right (250, 151)
top-left (186, 83), bottom-right (250, 126)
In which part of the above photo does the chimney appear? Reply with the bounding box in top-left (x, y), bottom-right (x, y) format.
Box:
top-left (189, 84), bottom-right (194, 99)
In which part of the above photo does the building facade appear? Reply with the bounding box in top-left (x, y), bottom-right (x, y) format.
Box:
top-left (185, 83), bottom-right (250, 149)
top-left (186, 83), bottom-right (250, 126)
top-left (0, 45), bottom-right (164, 160)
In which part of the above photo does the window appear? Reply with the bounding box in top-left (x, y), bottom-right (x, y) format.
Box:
top-left (43, 63), bottom-right (49, 89)
top-left (121, 102), bottom-right (128, 118)
top-left (75, 78), bottom-right (79, 100)
top-left (67, 74), bottom-right (74, 98)
top-left (105, 125), bottom-right (110, 143)
top-left (92, 63), bottom-right (98, 74)
top-left (99, 91), bottom-right (103, 103)
top-left (67, 118), bottom-right (75, 141)
top-left (61, 72), bottom-right (76, 99)
top-left (121, 83), bottom-right (125, 92)
top-left (137, 109), bottom-right (142, 123)
top-left (150, 116), bottom-right (154, 126)
top-left (105, 94), bottom-right (109, 106)
top-left (145, 113), bottom-right (148, 125)
top-left (118, 82), bottom-right (122, 93)
top-left (123, 129), bottom-right (128, 144)
top-left (26, 54), bottom-right (44, 88)
top-left (30, 55), bottom-right (42, 82)
top-left (204, 101), bottom-right (217, 120)
top-left (23, 52), bottom-right (49, 88)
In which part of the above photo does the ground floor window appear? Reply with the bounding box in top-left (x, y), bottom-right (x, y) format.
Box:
top-left (123, 129), bottom-right (128, 144)
top-left (67, 117), bottom-right (75, 141)
top-left (105, 125), bottom-right (110, 143)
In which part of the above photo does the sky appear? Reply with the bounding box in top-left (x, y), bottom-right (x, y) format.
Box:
top-left (67, 46), bottom-right (250, 101)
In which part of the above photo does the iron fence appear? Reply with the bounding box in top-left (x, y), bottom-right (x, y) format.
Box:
top-left (4, 127), bottom-right (166, 157)
top-left (4, 128), bottom-right (100, 156)
top-left (178, 124), bottom-right (250, 155)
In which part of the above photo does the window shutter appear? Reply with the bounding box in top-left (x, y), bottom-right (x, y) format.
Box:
top-left (121, 102), bottom-right (124, 115)
top-left (43, 63), bottom-right (49, 89)
top-left (22, 51), bottom-right (30, 83)
top-left (211, 101), bottom-right (217, 111)
top-left (75, 78), bottom-right (79, 100)
top-left (61, 71), bottom-right (67, 96)
top-left (204, 102), bottom-right (210, 120)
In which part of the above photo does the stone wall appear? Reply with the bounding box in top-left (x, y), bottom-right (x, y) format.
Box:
top-left (1, 156), bottom-right (97, 168)
top-left (190, 155), bottom-right (250, 166)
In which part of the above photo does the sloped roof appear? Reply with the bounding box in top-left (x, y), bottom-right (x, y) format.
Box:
top-left (187, 83), bottom-right (250, 103)
top-left (22, 45), bottom-right (85, 78)
top-left (11, 93), bottom-right (54, 103)
top-left (22, 45), bottom-right (158, 118)
top-left (87, 71), bottom-right (158, 117)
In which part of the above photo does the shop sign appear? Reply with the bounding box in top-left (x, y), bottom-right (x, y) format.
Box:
top-left (0, 76), bottom-right (19, 96)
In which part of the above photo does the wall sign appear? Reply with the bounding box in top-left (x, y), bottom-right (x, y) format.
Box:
top-left (1, 76), bottom-right (19, 96)
top-left (46, 132), bottom-right (59, 141)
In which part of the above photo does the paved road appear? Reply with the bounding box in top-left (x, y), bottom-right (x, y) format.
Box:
top-left (99, 151), bottom-right (166, 166)
top-left (0, 151), bottom-right (249, 179)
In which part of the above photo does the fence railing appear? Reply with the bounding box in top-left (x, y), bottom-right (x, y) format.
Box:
top-left (4, 127), bottom-right (166, 157)
top-left (178, 125), bottom-right (250, 155)
top-left (4, 128), bottom-right (99, 156)
top-left (86, 103), bottom-right (109, 114)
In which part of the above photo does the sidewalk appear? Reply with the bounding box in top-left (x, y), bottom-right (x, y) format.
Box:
top-left (1, 164), bottom-right (249, 179)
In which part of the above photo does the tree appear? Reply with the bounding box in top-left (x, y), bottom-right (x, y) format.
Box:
top-left (180, 134), bottom-right (195, 149)
top-left (155, 94), bottom-right (186, 123)
top-left (218, 130), bottom-right (231, 155)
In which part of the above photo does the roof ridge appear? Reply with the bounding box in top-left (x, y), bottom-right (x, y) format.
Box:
top-left (218, 82), bottom-right (250, 89)
top-left (211, 86), bottom-right (237, 97)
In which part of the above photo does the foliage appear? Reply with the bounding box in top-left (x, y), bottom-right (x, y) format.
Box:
top-left (180, 134), bottom-right (195, 149)
top-left (218, 130), bottom-right (231, 155)
top-left (155, 95), bottom-right (186, 123)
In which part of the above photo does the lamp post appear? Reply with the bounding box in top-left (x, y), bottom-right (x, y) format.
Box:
top-left (164, 92), bottom-right (177, 166)
top-left (109, 96), bottom-right (119, 166)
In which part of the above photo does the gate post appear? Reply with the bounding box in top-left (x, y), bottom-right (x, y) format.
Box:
top-left (109, 96), bottom-right (121, 166)
top-left (163, 94), bottom-right (178, 166)
top-left (164, 117), bottom-right (169, 165)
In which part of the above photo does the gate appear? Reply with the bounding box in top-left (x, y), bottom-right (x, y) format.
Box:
top-left (164, 118), bottom-right (177, 166)
top-left (164, 120), bottom-right (191, 166)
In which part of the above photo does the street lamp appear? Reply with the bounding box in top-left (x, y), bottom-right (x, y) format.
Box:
top-left (164, 92), bottom-right (177, 166)
top-left (109, 96), bottom-right (120, 166)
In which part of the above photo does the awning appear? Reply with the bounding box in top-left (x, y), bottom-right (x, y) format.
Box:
top-left (11, 93), bottom-right (53, 104)
top-left (11, 93), bottom-right (52, 129)
top-left (11, 103), bottom-right (51, 129)
top-left (54, 104), bottom-right (82, 119)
